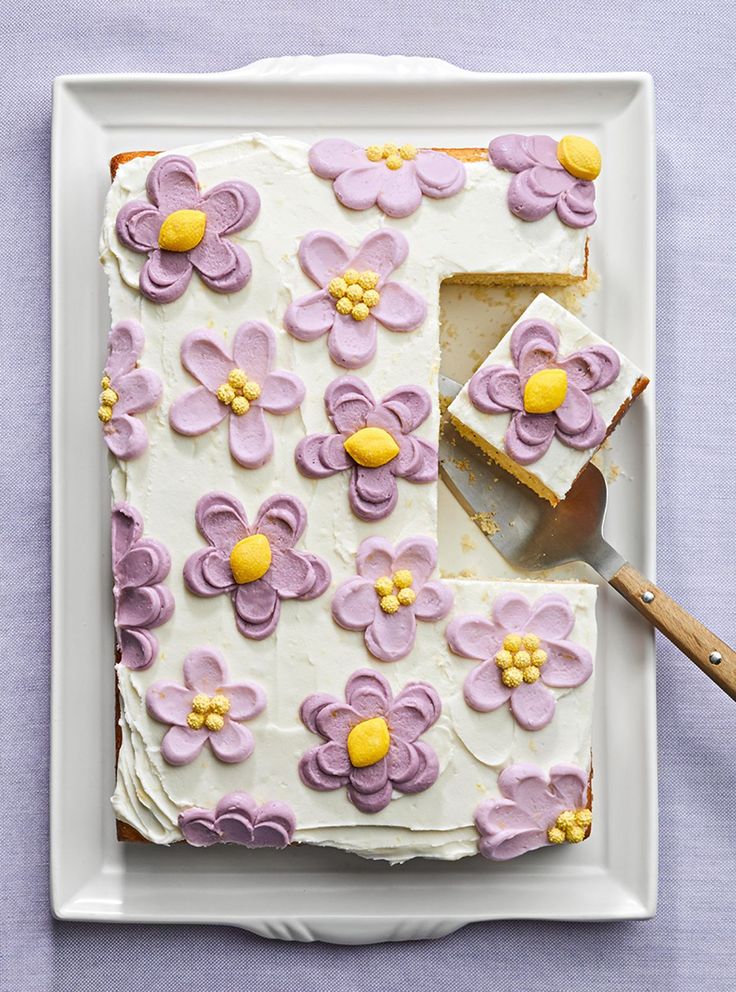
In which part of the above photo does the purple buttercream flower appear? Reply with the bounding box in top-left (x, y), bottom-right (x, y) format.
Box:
top-left (295, 376), bottom-right (437, 521)
top-left (98, 319), bottom-right (162, 460)
top-left (489, 134), bottom-right (597, 229)
top-left (146, 647), bottom-right (266, 766)
top-left (446, 591), bottom-right (592, 732)
top-left (116, 155), bottom-right (260, 303)
top-left (468, 318), bottom-right (621, 465)
top-left (299, 668), bottom-right (442, 813)
top-left (308, 138), bottom-right (466, 218)
top-left (284, 229), bottom-right (427, 369)
top-left (475, 763), bottom-right (591, 860)
top-left (169, 321), bottom-right (305, 469)
top-left (184, 491), bottom-right (331, 641)
top-left (332, 536), bottom-right (453, 663)
top-left (179, 792), bottom-right (296, 849)
top-left (112, 502), bottom-right (174, 671)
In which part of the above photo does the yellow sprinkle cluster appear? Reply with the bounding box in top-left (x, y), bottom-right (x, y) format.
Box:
top-left (375, 571), bottom-right (417, 614)
top-left (186, 692), bottom-right (230, 731)
top-left (216, 367), bottom-right (261, 415)
top-left (328, 269), bottom-right (381, 322)
top-left (97, 374), bottom-right (119, 423)
top-left (495, 632), bottom-right (547, 688)
top-left (365, 142), bottom-right (418, 170)
top-left (547, 807), bottom-right (592, 845)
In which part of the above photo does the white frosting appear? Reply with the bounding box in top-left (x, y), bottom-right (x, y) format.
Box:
top-left (448, 294), bottom-right (645, 500)
top-left (101, 133), bottom-right (594, 861)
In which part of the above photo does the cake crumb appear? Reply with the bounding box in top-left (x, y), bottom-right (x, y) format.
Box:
top-left (460, 533), bottom-right (476, 553)
top-left (440, 568), bottom-right (478, 579)
top-left (452, 457), bottom-right (476, 483)
top-left (470, 512), bottom-right (499, 537)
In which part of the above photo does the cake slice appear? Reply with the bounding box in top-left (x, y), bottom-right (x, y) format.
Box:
top-left (448, 294), bottom-right (648, 504)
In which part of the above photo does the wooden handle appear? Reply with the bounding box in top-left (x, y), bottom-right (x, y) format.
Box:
top-left (610, 562), bottom-right (736, 700)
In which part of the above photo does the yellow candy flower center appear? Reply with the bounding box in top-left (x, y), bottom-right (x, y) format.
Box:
top-left (97, 374), bottom-right (119, 423)
top-left (547, 807), bottom-right (592, 845)
top-left (556, 135), bottom-right (602, 182)
top-left (216, 367), bottom-right (261, 415)
top-left (328, 269), bottom-right (381, 322)
top-left (523, 368), bottom-right (568, 414)
top-left (158, 209), bottom-right (207, 252)
top-left (375, 570), bottom-right (417, 614)
top-left (365, 143), bottom-right (418, 171)
top-left (343, 426), bottom-right (400, 468)
top-left (495, 632), bottom-right (548, 688)
top-left (229, 533), bottom-right (272, 584)
top-left (186, 692), bottom-right (231, 732)
top-left (347, 716), bottom-right (391, 767)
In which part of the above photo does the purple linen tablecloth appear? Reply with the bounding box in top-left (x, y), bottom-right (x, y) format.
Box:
top-left (2, 2), bottom-right (735, 989)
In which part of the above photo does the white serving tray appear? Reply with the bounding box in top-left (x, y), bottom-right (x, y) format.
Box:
top-left (51, 55), bottom-right (657, 942)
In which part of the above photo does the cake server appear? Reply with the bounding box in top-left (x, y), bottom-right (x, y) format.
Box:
top-left (439, 374), bottom-right (736, 700)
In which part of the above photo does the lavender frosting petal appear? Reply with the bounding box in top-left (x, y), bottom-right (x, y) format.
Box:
top-left (364, 603), bottom-right (417, 662)
top-left (333, 164), bottom-right (385, 212)
top-left (505, 413), bottom-right (556, 464)
top-left (115, 202), bottom-right (162, 254)
top-left (375, 164), bottom-right (423, 218)
top-left (194, 490), bottom-right (249, 548)
top-left (509, 681), bottom-right (557, 731)
top-left (324, 375), bottom-right (376, 433)
top-left (509, 319), bottom-right (561, 368)
top-left (284, 290), bottom-right (337, 343)
top-left (189, 235), bottom-right (252, 295)
top-left (370, 281), bottom-right (427, 333)
top-left (308, 139), bottom-right (367, 179)
top-left (169, 386), bottom-right (228, 436)
top-left (297, 229), bottom-right (354, 287)
top-left (328, 312), bottom-right (378, 369)
top-left (105, 319), bottom-right (144, 379)
top-left (463, 659), bottom-right (512, 712)
top-left (414, 150), bottom-right (466, 197)
top-left (201, 180), bottom-right (260, 235)
top-left (446, 614), bottom-right (499, 662)
top-left (228, 405), bottom-right (274, 469)
top-left (525, 593), bottom-right (575, 639)
top-left (541, 639), bottom-right (593, 688)
top-left (349, 229), bottom-right (409, 283)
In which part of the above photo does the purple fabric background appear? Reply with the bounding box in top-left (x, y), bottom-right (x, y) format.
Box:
top-left (2, 1), bottom-right (735, 989)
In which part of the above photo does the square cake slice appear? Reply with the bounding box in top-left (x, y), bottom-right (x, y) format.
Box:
top-left (448, 294), bottom-right (649, 504)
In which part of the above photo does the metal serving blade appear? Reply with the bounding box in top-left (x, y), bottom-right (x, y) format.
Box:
top-left (438, 373), bottom-right (625, 579)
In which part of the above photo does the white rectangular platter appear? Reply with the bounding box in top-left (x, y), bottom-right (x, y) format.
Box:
top-left (51, 55), bottom-right (657, 943)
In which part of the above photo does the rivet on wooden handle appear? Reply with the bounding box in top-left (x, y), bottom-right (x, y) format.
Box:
top-left (610, 562), bottom-right (736, 701)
